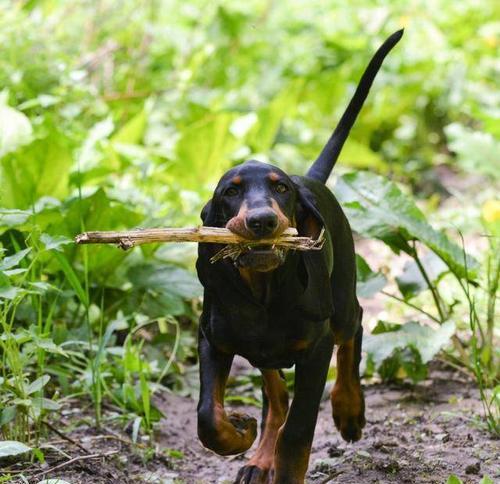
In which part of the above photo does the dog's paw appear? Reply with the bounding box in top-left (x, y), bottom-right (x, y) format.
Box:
top-left (228, 412), bottom-right (258, 438)
top-left (331, 386), bottom-right (366, 443)
top-left (234, 464), bottom-right (274, 484)
top-left (332, 411), bottom-right (366, 442)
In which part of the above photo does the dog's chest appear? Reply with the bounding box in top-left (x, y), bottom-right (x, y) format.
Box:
top-left (206, 304), bottom-right (329, 368)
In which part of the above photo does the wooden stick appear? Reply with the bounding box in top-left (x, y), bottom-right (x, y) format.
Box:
top-left (33, 450), bottom-right (119, 478)
top-left (75, 226), bottom-right (322, 251)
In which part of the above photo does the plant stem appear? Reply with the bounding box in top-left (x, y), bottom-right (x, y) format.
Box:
top-left (381, 290), bottom-right (441, 324)
top-left (411, 241), bottom-right (446, 322)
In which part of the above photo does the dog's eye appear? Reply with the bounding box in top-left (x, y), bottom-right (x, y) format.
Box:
top-left (275, 183), bottom-right (288, 194)
top-left (224, 187), bottom-right (239, 197)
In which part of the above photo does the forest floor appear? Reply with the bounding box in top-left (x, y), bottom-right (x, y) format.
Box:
top-left (3, 361), bottom-right (498, 484)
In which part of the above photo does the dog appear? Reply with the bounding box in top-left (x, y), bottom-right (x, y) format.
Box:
top-left (195, 30), bottom-right (403, 484)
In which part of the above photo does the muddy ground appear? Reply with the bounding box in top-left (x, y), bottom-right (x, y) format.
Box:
top-left (2, 360), bottom-right (498, 484)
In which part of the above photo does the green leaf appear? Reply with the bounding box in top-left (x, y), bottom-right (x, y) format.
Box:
top-left (26, 375), bottom-right (50, 395)
top-left (0, 285), bottom-right (25, 300)
top-left (0, 441), bottom-right (32, 464)
top-left (247, 80), bottom-right (303, 152)
top-left (31, 397), bottom-right (61, 413)
top-left (446, 475), bottom-right (463, 484)
top-left (53, 251), bottom-right (88, 307)
top-left (0, 208), bottom-right (31, 230)
top-left (112, 108), bottom-right (147, 145)
top-left (364, 320), bottom-right (455, 375)
top-left (40, 234), bottom-right (72, 252)
top-left (174, 112), bottom-right (237, 188)
top-left (0, 248), bottom-right (31, 271)
top-left (0, 406), bottom-right (17, 426)
top-left (139, 365), bottom-right (151, 427)
top-left (0, 97), bottom-right (33, 157)
top-left (128, 262), bottom-right (202, 300)
top-left (0, 131), bottom-right (73, 209)
top-left (338, 138), bottom-right (387, 170)
top-left (396, 251), bottom-right (448, 300)
top-left (479, 476), bottom-right (494, 484)
top-left (356, 254), bottom-right (387, 298)
top-left (445, 123), bottom-right (500, 180)
top-left (334, 172), bottom-right (478, 280)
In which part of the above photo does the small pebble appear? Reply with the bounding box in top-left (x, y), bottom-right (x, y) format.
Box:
top-left (465, 461), bottom-right (480, 475)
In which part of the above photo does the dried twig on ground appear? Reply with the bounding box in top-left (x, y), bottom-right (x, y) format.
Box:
top-left (42, 419), bottom-right (90, 454)
top-left (33, 450), bottom-right (119, 478)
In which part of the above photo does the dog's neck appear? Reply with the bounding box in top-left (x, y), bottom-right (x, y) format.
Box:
top-left (238, 268), bottom-right (272, 304)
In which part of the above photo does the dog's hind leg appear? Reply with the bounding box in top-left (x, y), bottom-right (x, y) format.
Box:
top-left (197, 330), bottom-right (257, 455)
top-left (234, 369), bottom-right (289, 483)
top-left (331, 319), bottom-right (366, 442)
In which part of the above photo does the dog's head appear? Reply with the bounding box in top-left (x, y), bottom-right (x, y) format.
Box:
top-left (201, 160), bottom-right (323, 272)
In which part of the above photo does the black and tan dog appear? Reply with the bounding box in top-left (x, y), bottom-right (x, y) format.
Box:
top-left (195, 30), bottom-right (403, 484)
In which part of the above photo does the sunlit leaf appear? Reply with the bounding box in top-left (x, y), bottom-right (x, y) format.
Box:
top-left (0, 94), bottom-right (33, 157)
top-left (334, 172), bottom-right (478, 280)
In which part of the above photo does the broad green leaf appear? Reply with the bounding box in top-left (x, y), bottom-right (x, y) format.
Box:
top-left (0, 285), bottom-right (25, 300)
top-left (0, 96), bottom-right (33, 157)
top-left (446, 476), bottom-right (463, 484)
top-left (174, 112), bottom-right (238, 188)
top-left (26, 375), bottom-right (50, 395)
top-left (0, 131), bottom-right (73, 209)
top-left (479, 476), bottom-right (494, 484)
top-left (396, 251), bottom-right (448, 300)
top-left (334, 172), bottom-right (477, 280)
top-left (0, 441), bottom-right (32, 463)
top-left (0, 406), bottom-right (17, 426)
top-left (0, 248), bottom-right (31, 271)
top-left (128, 262), bottom-right (202, 300)
top-left (31, 397), bottom-right (61, 412)
top-left (364, 320), bottom-right (455, 366)
top-left (112, 108), bottom-right (147, 145)
top-left (355, 254), bottom-right (387, 298)
top-left (128, 262), bottom-right (202, 317)
top-left (40, 233), bottom-right (72, 252)
top-left (445, 123), bottom-right (500, 180)
top-left (0, 208), bottom-right (31, 230)
top-left (247, 80), bottom-right (303, 152)
top-left (338, 138), bottom-right (387, 170)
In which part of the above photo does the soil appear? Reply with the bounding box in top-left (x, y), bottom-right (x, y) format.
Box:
top-left (2, 361), bottom-right (498, 484)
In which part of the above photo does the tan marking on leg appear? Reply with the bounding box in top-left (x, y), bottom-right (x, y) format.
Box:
top-left (331, 337), bottom-right (365, 442)
top-left (236, 370), bottom-right (288, 481)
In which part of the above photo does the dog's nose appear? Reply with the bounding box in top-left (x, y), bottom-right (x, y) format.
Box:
top-left (246, 209), bottom-right (278, 237)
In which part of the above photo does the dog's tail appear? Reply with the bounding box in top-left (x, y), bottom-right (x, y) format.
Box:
top-left (307, 29), bottom-right (404, 184)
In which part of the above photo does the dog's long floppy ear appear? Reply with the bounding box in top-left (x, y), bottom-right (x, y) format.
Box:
top-left (293, 178), bottom-right (325, 239)
top-left (291, 178), bottom-right (334, 320)
top-left (200, 199), bottom-right (217, 227)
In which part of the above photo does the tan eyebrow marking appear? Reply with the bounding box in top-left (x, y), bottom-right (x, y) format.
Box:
top-left (231, 176), bottom-right (242, 184)
top-left (269, 172), bottom-right (280, 182)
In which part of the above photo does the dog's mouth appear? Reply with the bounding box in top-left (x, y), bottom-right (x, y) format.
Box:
top-left (234, 245), bottom-right (286, 272)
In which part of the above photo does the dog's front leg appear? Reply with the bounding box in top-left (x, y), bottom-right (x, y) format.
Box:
top-left (273, 332), bottom-right (334, 484)
top-left (197, 329), bottom-right (257, 455)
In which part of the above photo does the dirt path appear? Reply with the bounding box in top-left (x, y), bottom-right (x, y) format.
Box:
top-left (154, 363), bottom-right (498, 484)
top-left (8, 362), bottom-right (496, 484)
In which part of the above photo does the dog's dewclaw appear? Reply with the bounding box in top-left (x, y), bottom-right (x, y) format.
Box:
top-left (73, 226), bottom-right (322, 251)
